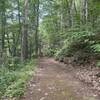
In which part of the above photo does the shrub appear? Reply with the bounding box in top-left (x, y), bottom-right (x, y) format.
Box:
top-left (0, 59), bottom-right (37, 99)
top-left (43, 47), bottom-right (57, 57)
top-left (5, 80), bottom-right (25, 99)
top-left (55, 30), bottom-right (99, 64)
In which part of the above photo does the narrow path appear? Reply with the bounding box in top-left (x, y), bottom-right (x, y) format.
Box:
top-left (22, 58), bottom-right (99, 100)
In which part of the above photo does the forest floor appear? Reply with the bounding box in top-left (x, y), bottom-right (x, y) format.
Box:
top-left (21, 58), bottom-right (99, 100)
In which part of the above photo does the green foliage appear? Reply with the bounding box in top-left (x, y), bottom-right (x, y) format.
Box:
top-left (96, 61), bottom-right (100, 67)
top-left (40, 0), bottom-right (100, 65)
top-left (4, 57), bottom-right (21, 71)
top-left (91, 44), bottom-right (100, 53)
top-left (55, 30), bottom-right (99, 64)
top-left (43, 47), bottom-right (57, 57)
top-left (55, 45), bottom-right (71, 60)
top-left (5, 80), bottom-right (25, 99)
top-left (0, 59), bottom-right (37, 99)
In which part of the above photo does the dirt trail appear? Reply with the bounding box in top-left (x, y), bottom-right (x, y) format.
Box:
top-left (21, 58), bottom-right (99, 100)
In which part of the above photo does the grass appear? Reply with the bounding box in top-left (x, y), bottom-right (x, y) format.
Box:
top-left (0, 59), bottom-right (37, 100)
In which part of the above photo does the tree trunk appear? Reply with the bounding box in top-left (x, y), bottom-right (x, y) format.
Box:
top-left (81, 0), bottom-right (88, 25)
top-left (1, 1), bottom-right (6, 52)
top-left (21, 0), bottom-right (29, 61)
top-left (34, 0), bottom-right (39, 57)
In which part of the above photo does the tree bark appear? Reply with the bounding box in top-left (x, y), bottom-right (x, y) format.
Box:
top-left (81, 0), bottom-right (88, 25)
top-left (21, 0), bottom-right (29, 61)
top-left (1, 1), bottom-right (6, 52)
top-left (34, 0), bottom-right (39, 57)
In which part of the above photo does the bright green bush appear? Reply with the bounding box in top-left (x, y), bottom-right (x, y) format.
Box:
top-left (5, 80), bottom-right (25, 99)
top-left (91, 44), bottom-right (100, 53)
top-left (43, 46), bottom-right (57, 57)
top-left (55, 45), bottom-right (72, 60)
top-left (55, 30), bottom-right (99, 64)
top-left (0, 59), bottom-right (37, 99)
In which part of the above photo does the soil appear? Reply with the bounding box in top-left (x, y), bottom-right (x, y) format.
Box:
top-left (21, 58), bottom-right (100, 100)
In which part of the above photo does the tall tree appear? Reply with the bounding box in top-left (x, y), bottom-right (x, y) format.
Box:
top-left (21, 0), bottom-right (29, 61)
top-left (34, 0), bottom-right (40, 57)
top-left (1, 0), bottom-right (6, 53)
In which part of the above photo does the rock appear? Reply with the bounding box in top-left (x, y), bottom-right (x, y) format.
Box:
top-left (63, 57), bottom-right (68, 64)
top-left (40, 97), bottom-right (45, 100)
top-left (59, 57), bottom-right (64, 62)
top-left (63, 57), bottom-right (72, 64)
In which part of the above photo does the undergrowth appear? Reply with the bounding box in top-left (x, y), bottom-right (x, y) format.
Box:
top-left (55, 30), bottom-right (100, 65)
top-left (0, 59), bottom-right (37, 99)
